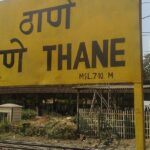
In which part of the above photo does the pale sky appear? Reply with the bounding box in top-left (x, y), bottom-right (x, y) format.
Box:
top-left (142, 0), bottom-right (150, 56)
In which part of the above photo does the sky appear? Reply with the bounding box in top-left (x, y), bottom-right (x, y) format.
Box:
top-left (142, 0), bottom-right (150, 56)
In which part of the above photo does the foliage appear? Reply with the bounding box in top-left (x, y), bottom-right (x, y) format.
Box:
top-left (45, 120), bottom-right (76, 139)
top-left (0, 116), bottom-right (77, 140)
top-left (21, 109), bottom-right (36, 120)
top-left (143, 53), bottom-right (150, 80)
top-left (0, 122), bottom-right (11, 133)
top-left (16, 122), bottom-right (46, 136)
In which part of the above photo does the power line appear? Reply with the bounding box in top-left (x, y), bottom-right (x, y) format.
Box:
top-left (142, 35), bottom-right (150, 37)
top-left (142, 2), bottom-right (150, 4)
top-left (142, 1), bottom-right (150, 19)
top-left (142, 15), bottom-right (150, 19)
top-left (142, 32), bottom-right (150, 33)
top-left (142, 32), bottom-right (150, 34)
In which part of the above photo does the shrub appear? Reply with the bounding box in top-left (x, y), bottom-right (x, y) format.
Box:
top-left (0, 122), bottom-right (11, 133)
top-left (21, 109), bottom-right (36, 120)
top-left (45, 120), bottom-right (77, 139)
top-left (0, 115), bottom-right (77, 140)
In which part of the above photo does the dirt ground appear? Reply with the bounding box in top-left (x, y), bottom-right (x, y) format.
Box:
top-left (1, 134), bottom-right (150, 150)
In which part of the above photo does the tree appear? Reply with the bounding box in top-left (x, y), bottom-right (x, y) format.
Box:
top-left (143, 53), bottom-right (150, 80)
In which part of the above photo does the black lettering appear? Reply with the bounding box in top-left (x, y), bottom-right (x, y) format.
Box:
top-left (58, 44), bottom-right (71, 70)
top-left (93, 73), bottom-right (97, 79)
top-left (20, 1), bottom-right (76, 34)
top-left (79, 73), bottom-right (85, 79)
top-left (92, 40), bottom-right (108, 68)
top-left (37, 11), bottom-right (43, 32)
top-left (73, 42), bottom-right (90, 69)
top-left (0, 38), bottom-right (27, 72)
top-left (19, 12), bottom-right (34, 35)
top-left (108, 72), bottom-right (113, 78)
top-left (43, 45), bottom-right (56, 71)
top-left (111, 38), bottom-right (125, 67)
top-left (3, 52), bottom-right (15, 68)
top-left (98, 73), bottom-right (104, 79)
top-left (86, 73), bottom-right (92, 79)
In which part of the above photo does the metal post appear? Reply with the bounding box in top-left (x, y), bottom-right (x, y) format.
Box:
top-left (135, 0), bottom-right (145, 149)
top-left (98, 110), bottom-right (101, 139)
top-left (100, 94), bottom-right (103, 110)
top-left (77, 90), bottom-right (80, 132)
top-left (134, 83), bottom-right (145, 150)
top-left (108, 90), bottom-right (110, 108)
top-left (107, 85), bottom-right (110, 108)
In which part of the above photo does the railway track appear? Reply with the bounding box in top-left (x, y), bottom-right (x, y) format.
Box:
top-left (0, 140), bottom-right (91, 150)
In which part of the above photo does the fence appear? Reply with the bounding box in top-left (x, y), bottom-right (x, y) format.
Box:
top-left (79, 109), bottom-right (150, 139)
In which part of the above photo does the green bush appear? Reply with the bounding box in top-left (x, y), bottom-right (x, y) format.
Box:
top-left (0, 122), bottom-right (11, 133)
top-left (46, 126), bottom-right (76, 139)
top-left (0, 115), bottom-right (77, 140)
top-left (21, 109), bottom-right (36, 120)
top-left (45, 121), bottom-right (77, 139)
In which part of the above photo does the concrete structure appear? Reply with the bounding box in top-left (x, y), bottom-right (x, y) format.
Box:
top-left (0, 103), bottom-right (22, 122)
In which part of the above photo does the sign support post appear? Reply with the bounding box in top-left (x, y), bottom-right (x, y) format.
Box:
top-left (134, 83), bottom-right (145, 150)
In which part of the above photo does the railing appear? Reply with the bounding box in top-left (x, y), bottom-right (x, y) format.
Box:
top-left (79, 108), bottom-right (150, 139)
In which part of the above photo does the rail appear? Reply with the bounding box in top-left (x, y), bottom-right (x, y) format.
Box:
top-left (0, 140), bottom-right (90, 150)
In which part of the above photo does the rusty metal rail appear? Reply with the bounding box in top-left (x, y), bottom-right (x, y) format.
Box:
top-left (0, 140), bottom-right (91, 150)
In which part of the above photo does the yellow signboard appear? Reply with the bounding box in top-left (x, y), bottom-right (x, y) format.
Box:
top-left (0, 0), bottom-right (141, 86)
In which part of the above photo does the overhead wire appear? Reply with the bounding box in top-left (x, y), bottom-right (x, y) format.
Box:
top-left (142, 1), bottom-right (150, 19)
top-left (142, 1), bottom-right (150, 5)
